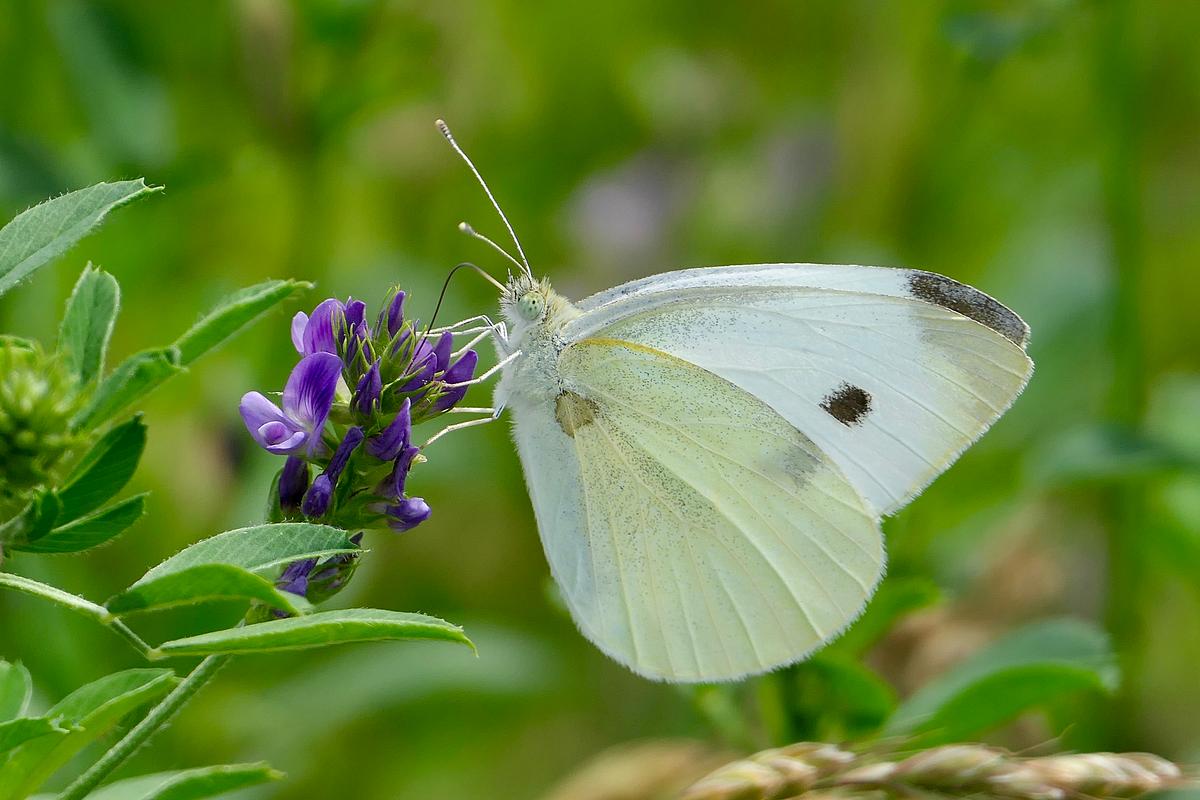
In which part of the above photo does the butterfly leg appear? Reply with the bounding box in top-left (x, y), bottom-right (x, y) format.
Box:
top-left (452, 321), bottom-right (509, 358)
top-left (421, 407), bottom-right (502, 448)
top-left (442, 350), bottom-right (521, 388)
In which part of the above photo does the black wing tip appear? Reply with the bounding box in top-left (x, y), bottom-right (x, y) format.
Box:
top-left (905, 271), bottom-right (1029, 347)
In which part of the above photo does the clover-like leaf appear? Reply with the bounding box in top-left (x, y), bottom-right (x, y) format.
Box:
top-left (57, 414), bottom-right (146, 522)
top-left (107, 523), bottom-right (358, 616)
top-left (72, 347), bottom-right (184, 431)
top-left (58, 264), bottom-right (120, 386)
top-left (0, 669), bottom-right (176, 800)
top-left (0, 180), bottom-right (160, 298)
top-left (155, 609), bottom-right (473, 657)
top-left (173, 279), bottom-right (311, 367)
top-left (13, 494), bottom-right (146, 554)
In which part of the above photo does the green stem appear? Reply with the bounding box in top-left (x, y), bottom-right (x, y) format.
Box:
top-left (0, 571), bottom-right (155, 657)
top-left (57, 655), bottom-right (231, 800)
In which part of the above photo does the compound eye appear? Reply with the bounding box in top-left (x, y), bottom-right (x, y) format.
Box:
top-left (518, 292), bottom-right (545, 321)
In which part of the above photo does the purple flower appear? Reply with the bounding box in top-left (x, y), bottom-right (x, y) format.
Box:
top-left (292, 299), bottom-right (345, 355)
top-left (385, 291), bottom-right (406, 336)
top-left (302, 426), bottom-right (365, 517)
top-left (400, 339), bottom-right (438, 391)
top-left (278, 456), bottom-right (310, 512)
top-left (432, 331), bottom-right (454, 372)
top-left (386, 496), bottom-right (431, 532)
top-left (433, 350), bottom-right (478, 412)
top-left (278, 558), bottom-right (317, 596)
top-left (367, 397), bottom-right (411, 461)
top-left (352, 360), bottom-right (382, 416)
top-left (240, 352), bottom-right (343, 455)
top-left (382, 444), bottom-right (420, 499)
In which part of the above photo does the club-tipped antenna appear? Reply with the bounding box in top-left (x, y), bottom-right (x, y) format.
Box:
top-left (458, 221), bottom-right (523, 275)
top-left (436, 118), bottom-right (533, 280)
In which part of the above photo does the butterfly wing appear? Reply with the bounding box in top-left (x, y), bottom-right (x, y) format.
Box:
top-left (566, 264), bottom-right (1033, 516)
top-left (509, 336), bottom-right (883, 682)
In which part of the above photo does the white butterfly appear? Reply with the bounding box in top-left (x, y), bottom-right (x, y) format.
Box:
top-left (430, 122), bottom-right (1033, 683)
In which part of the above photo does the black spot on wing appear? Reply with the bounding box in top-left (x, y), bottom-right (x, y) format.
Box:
top-left (906, 271), bottom-right (1028, 346)
top-left (821, 383), bottom-right (872, 427)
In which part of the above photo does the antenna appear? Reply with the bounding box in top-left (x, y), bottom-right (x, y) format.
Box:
top-left (436, 119), bottom-right (533, 279)
top-left (458, 221), bottom-right (523, 274)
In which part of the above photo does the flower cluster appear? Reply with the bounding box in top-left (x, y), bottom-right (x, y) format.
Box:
top-left (239, 290), bottom-right (477, 543)
top-left (0, 343), bottom-right (82, 514)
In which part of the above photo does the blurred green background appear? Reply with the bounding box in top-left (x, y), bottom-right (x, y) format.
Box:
top-left (2, 0), bottom-right (1199, 797)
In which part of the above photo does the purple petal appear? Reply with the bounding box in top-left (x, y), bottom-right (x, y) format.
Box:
top-left (352, 361), bottom-right (382, 416)
top-left (282, 353), bottom-right (344, 441)
top-left (303, 299), bottom-right (345, 355)
top-left (291, 312), bottom-right (308, 354)
top-left (387, 291), bottom-right (406, 336)
top-left (384, 444), bottom-right (420, 499)
top-left (433, 350), bottom-right (478, 412)
top-left (278, 558), bottom-right (317, 595)
top-left (433, 331), bottom-right (454, 372)
top-left (302, 474), bottom-right (334, 517)
top-left (387, 496), bottom-right (431, 532)
top-left (240, 392), bottom-right (307, 454)
top-left (345, 299), bottom-right (366, 329)
top-left (278, 456), bottom-right (310, 511)
top-left (400, 340), bottom-right (437, 391)
top-left (367, 397), bottom-right (411, 461)
top-left (325, 426), bottom-right (365, 483)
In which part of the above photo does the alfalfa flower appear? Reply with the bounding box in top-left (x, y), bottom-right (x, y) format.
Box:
top-left (239, 352), bottom-right (342, 455)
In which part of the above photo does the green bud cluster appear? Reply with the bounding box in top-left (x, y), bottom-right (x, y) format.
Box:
top-left (0, 343), bottom-right (82, 509)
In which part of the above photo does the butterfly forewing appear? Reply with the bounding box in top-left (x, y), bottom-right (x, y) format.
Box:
top-left (565, 265), bottom-right (1033, 516)
top-left (513, 337), bottom-right (884, 682)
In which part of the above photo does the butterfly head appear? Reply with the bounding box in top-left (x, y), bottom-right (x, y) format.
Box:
top-left (501, 274), bottom-right (578, 335)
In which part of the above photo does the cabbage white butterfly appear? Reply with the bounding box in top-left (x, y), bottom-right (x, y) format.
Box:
top-left (431, 122), bottom-right (1032, 682)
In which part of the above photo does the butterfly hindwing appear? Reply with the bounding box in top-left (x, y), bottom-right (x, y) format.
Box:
top-left (511, 336), bottom-right (884, 682)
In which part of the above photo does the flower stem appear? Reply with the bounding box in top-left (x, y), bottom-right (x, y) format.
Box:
top-left (57, 654), bottom-right (231, 800)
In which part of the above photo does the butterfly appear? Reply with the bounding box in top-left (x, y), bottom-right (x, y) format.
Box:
top-left (432, 121), bottom-right (1033, 683)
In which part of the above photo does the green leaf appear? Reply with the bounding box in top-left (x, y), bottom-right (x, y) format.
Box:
top-left (173, 279), bottom-right (311, 367)
top-left (72, 347), bottom-right (183, 431)
top-left (156, 609), bottom-right (473, 657)
top-left (12, 494), bottom-right (146, 554)
top-left (829, 577), bottom-right (942, 656)
top-left (795, 656), bottom-right (897, 740)
top-left (0, 662), bottom-right (32, 721)
top-left (56, 415), bottom-right (147, 522)
top-left (107, 523), bottom-right (357, 616)
top-left (0, 718), bottom-right (65, 755)
top-left (885, 618), bottom-right (1117, 742)
top-left (0, 180), bottom-right (160, 298)
top-left (0, 669), bottom-right (176, 800)
top-left (57, 264), bottom-right (120, 385)
top-left (109, 564), bottom-right (309, 617)
top-left (44, 763), bottom-right (283, 800)
top-left (0, 572), bottom-right (110, 620)
top-left (0, 492), bottom-right (61, 549)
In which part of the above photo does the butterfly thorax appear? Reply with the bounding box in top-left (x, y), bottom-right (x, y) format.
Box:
top-left (495, 275), bottom-right (581, 409)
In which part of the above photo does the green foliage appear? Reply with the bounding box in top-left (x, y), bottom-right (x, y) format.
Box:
top-left (55, 415), bottom-right (146, 522)
top-left (0, 180), bottom-right (159, 297)
top-left (15, 493), bottom-right (146, 554)
top-left (0, 662), bottom-right (31, 721)
top-left (156, 609), bottom-right (474, 657)
top-left (58, 265), bottom-right (120, 386)
top-left (885, 619), bottom-right (1117, 743)
top-left (0, 718), bottom-right (65, 755)
top-left (58, 763), bottom-right (283, 800)
top-left (107, 523), bottom-right (357, 615)
top-left (0, 669), bottom-right (177, 800)
top-left (172, 279), bottom-right (311, 367)
top-left (0, 572), bottom-right (109, 619)
top-left (71, 346), bottom-right (184, 432)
